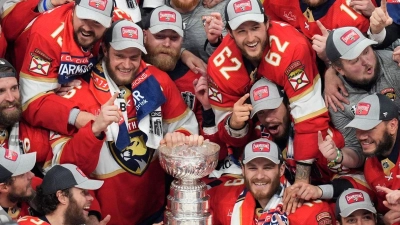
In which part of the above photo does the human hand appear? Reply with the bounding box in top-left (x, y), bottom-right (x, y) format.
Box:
top-left (324, 67), bottom-right (349, 112)
top-left (229, 94), bottom-right (252, 129)
top-left (369, 0), bottom-right (393, 34)
top-left (193, 68), bottom-right (211, 110)
top-left (204, 12), bottom-right (223, 44)
top-left (349, 0), bottom-right (376, 17)
top-left (92, 92), bottom-right (121, 137)
top-left (318, 131), bottom-right (340, 161)
top-left (56, 79), bottom-right (82, 97)
top-left (160, 132), bottom-right (205, 147)
top-left (202, 0), bottom-right (225, 8)
top-left (312, 20), bottom-right (329, 62)
top-left (181, 50), bottom-right (207, 74)
top-left (289, 182), bottom-right (323, 201)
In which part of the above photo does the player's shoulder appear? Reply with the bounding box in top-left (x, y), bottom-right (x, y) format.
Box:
top-left (268, 21), bottom-right (308, 43)
top-left (145, 62), bottom-right (175, 87)
top-left (208, 179), bottom-right (245, 201)
top-left (18, 216), bottom-right (49, 225)
top-left (31, 3), bottom-right (73, 33)
top-left (289, 200), bottom-right (334, 225)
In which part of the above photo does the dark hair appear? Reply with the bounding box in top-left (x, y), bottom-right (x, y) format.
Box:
top-left (0, 67), bottom-right (13, 73)
top-left (35, 185), bottom-right (72, 215)
top-left (337, 212), bottom-right (378, 225)
top-left (1, 176), bottom-right (15, 186)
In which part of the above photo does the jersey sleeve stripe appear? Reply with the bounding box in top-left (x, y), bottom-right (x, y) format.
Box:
top-left (21, 91), bottom-right (54, 111)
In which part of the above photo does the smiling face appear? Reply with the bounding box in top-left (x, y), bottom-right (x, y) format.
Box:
top-left (0, 77), bottom-right (22, 129)
top-left (64, 187), bottom-right (94, 225)
top-left (72, 9), bottom-right (107, 49)
top-left (230, 21), bottom-right (268, 66)
top-left (355, 119), bottom-right (397, 157)
top-left (6, 171), bottom-right (35, 204)
top-left (242, 157), bottom-right (284, 208)
top-left (143, 29), bottom-right (182, 71)
top-left (103, 46), bottom-right (142, 86)
top-left (335, 47), bottom-right (378, 90)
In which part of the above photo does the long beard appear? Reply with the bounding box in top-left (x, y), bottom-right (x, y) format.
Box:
top-left (64, 197), bottom-right (86, 225)
top-left (0, 99), bottom-right (22, 128)
top-left (142, 46), bottom-right (180, 71)
top-left (302, 0), bottom-right (327, 7)
top-left (344, 58), bottom-right (380, 91)
top-left (7, 187), bottom-right (35, 204)
top-left (364, 130), bottom-right (394, 158)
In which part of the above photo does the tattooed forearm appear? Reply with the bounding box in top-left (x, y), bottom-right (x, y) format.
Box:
top-left (295, 163), bottom-right (311, 183)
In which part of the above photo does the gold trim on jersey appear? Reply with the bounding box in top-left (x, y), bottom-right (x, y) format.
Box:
top-left (293, 107), bottom-right (328, 123)
top-left (91, 169), bottom-right (127, 179)
top-left (164, 108), bottom-right (190, 123)
top-left (22, 91), bottom-right (54, 111)
top-left (1, 4), bottom-right (16, 19)
top-left (20, 72), bottom-right (58, 82)
top-left (303, 8), bottom-right (315, 22)
top-left (211, 104), bottom-right (233, 112)
top-left (50, 137), bottom-right (70, 148)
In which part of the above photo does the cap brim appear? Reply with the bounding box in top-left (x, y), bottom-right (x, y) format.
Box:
top-left (340, 204), bottom-right (377, 217)
top-left (341, 39), bottom-right (378, 60)
top-left (75, 5), bottom-right (112, 28)
top-left (110, 41), bottom-right (147, 54)
top-left (251, 97), bottom-right (283, 118)
top-left (345, 118), bottom-right (381, 130)
top-left (149, 25), bottom-right (184, 37)
top-left (13, 152), bottom-right (36, 177)
top-left (76, 179), bottom-right (104, 190)
top-left (228, 14), bottom-right (264, 30)
top-left (242, 156), bottom-right (280, 165)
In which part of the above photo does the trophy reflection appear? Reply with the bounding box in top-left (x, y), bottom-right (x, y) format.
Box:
top-left (158, 141), bottom-right (220, 225)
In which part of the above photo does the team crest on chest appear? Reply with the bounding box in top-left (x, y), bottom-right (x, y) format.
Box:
top-left (285, 60), bottom-right (309, 91)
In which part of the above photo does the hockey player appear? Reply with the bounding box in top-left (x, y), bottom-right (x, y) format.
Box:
top-left (45, 20), bottom-right (198, 225)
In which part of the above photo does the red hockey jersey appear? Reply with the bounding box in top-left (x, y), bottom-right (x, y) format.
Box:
top-left (19, 3), bottom-right (100, 135)
top-left (208, 179), bottom-right (335, 225)
top-left (17, 216), bottom-right (50, 225)
top-left (263, 0), bottom-right (375, 39)
top-left (0, 25), bottom-right (6, 58)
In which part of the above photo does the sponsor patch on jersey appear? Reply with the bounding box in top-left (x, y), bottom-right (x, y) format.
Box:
top-left (33, 48), bottom-right (53, 62)
top-left (233, 0), bottom-right (252, 13)
top-left (355, 102), bottom-right (371, 116)
top-left (285, 61), bottom-right (309, 91)
top-left (29, 55), bottom-right (50, 75)
top-left (381, 88), bottom-right (396, 101)
top-left (121, 26), bottom-right (138, 39)
top-left (89, 0), bottom-right (107, 11)
top-left (340, 29), bottom-right (360, 46)
top-left (4, 149), bottom-right (18, 161)
top-left (209, 86), bottom-right (223, 103)
top-left (316, 211), bottom-right (332, 225)
top-left (158, 11), bottom-right (176, 22)
top-left (345, 192), bottom-right (365, 204)
top-left (252, 142), bottom-right (270, 152)
top-left (253, 86), bottom-right (269, 101)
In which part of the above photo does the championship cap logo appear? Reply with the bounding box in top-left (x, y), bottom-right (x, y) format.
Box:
top-left (252, 142), bottom-right (270, 152)
top-left (233, 0), bottom-right (252, 13)
top-left (4, 149), bottom-right (18, 161)
top-left (76, 167), bottom-right (87, 178)
top-left (345, 192), bottom-right (365, 204)
top-left (253, 86), bottom-right (269, 101)
top-left (89, 0), bottom-right (107, 11)
top-left (121, 27), bottom-right (138, 39)
top-left (158, 11), bottom-right (176, 22)
top-left (356, 102), bottom-right (371, 116)
top-left (340, 29), bottom-right (360, 46)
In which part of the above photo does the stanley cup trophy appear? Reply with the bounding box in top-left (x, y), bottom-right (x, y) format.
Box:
top-left (158, 141), bottom-right (220, 225)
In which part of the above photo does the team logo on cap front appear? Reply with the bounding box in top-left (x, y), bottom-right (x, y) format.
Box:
top-left (252, 142), bottom-right (270, 152)
top-left (4, 149), bottom-right (18, 161)
top-left (121, 27), bottom-right (138, 39)
top-left (340, 29), bottom-right (360, 46)
top-left (345, 192), bottom-right (365, 204)
top-left (89, 0), bottom-right (107, 11)
top-left (253, 86), bottom-right (269, 101)
top-left (356, 102), bottom-right (371, 116)
top-left (233, 0), bottom-right (252, 13)
top-left (158, 11), bottom-right (176, 22)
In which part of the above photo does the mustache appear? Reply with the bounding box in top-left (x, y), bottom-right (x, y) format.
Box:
top-left (78, 28), bottom-right (95, 36)
top-left (0, 100), bottom-right (21, 109)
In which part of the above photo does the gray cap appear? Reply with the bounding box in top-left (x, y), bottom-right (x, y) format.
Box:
top-left (0, 148), bottom-right (36, 183)
top-left (326, 26), bottom-right (377, 62)
top-left (225, 0), bottom-right (264, 30)
top-left (75, 0), bottom-right (114, 28)
top-left (345, 94), bottom-right (398, 130)
top-left (0, 58), bottom-right (16, 78)
top-left (336, 188), bottom-right (376, 217)
top-left (242, 138), bottom-right (282, 164)
top-left (104, 20), bottom-right (147, 53)
top-left (41, 164), bottom-right (104, 195)
top-left (147, 5), bottom-right (183, 37)
top-left (250, 78), bottom-right (284, 118)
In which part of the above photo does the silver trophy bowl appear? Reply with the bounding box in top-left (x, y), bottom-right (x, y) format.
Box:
top-left (159, 141), bottom-right (220, 225)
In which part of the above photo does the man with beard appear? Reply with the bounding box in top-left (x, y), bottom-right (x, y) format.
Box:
top-left (208, 138), bottom-right (335, 225)
top-left (208, 0), bottom-right (332, 202)
top-left (0, 148), bottom-right (36, 224)
top-left (18, 0), bottom-right (114, 139)
top-left (18, 164), bottom-right (107, 225)
top-left (45, 20), bottom-right (198, 225)
top-left (142, 5), bottom-right (203, 130)
top-left (325, 26), bottom-right (400, 172)
top-left (345, 93), bottom-right (400, 225)
top-left (165, 0), bottom-right (227, 62)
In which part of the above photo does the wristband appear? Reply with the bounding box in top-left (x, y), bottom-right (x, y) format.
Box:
top-left (318, 184), bottom-right (334, 199)
top-left (68, 108), bottom-right (80, 126)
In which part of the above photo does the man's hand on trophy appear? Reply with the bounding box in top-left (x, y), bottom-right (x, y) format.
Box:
top-left (160, 132), bottom-right (205, 147)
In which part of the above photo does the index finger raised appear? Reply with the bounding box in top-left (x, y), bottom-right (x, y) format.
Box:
top-left (236, 93), bottom-right (250, 105)
top-left (316, 20), bottom-right (329, 36)
top-left (376, 185), bottom-right (392, 194)
top-left (381, 0), bottom-right (387, 13)
top-left (106, 92), bottom-right (119, 105)
top-left (210, 12), bottom-right (222, 21)
top-left (318, 131), bottom-right (324, 145)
